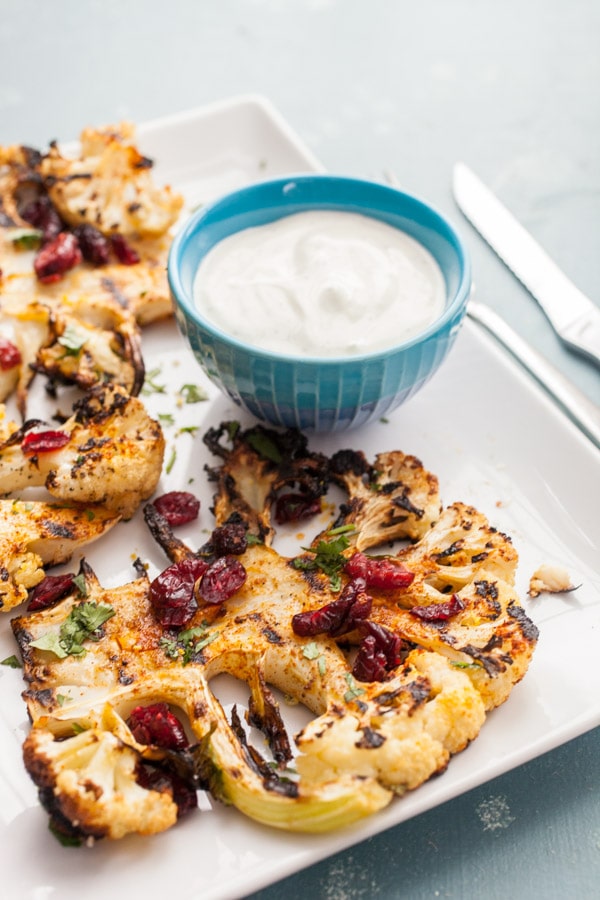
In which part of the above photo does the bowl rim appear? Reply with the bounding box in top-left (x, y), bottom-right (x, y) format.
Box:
top-left (168, 173), bottom-right (472, 366)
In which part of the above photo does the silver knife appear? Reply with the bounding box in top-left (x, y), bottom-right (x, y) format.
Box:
top-left (467, 299), bottom-right (600, 450)
top-left (453, 162), bottom-right (600, 369)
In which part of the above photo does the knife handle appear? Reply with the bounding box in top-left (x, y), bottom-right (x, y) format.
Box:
top-left (561, 309), bottom-right (600, 370)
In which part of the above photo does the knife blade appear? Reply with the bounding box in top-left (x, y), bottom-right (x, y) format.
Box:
top-left (453, 163), bottom-right (600, 369)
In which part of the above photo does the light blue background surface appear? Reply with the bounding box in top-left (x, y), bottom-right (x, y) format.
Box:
top-left (1, 2), bottom-right (598, 897)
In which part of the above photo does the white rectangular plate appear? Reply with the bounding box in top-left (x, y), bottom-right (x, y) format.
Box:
top-left (1, 95), bottom-right (598, 900)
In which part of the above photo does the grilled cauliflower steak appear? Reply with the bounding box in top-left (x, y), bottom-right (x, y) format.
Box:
top-left (0, 499), bottom-right (119, 611)
top-left (14, 558), bottom-right (394, 835)
top-left (0, 383), bottom-right (164, 518)
top-left (11, 423), bottom-right (538, 842)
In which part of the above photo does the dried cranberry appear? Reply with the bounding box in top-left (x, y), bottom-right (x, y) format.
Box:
top-left (128, 703), bottom-right (189, 750)
top-left (353, 620), bottom-right (403, 682)
top-left (20, 195), bottom-right (63, 243)
top-left (0, 337), bottom-right (21, 370)
top-left (72, 224), bottom-right (111, 266)
top-left (210, 521), bottom-right (247, 556)
top-left (153, 491), bottom-right (200, 527)
top-left (292, 578), bottom-right (372, 638)
top-left (149, 557), bottom-right (208, 628)
top-left (410, 593), bottom-right (465, 622)
top-left (21, 429), bottom-right (70, 455)
top-left (352, 636), bottom-right (388, 682)
top-left (343, 552), bottom-right (368, 580)
top-left (136, 765), bottom-right (197, 819)
top-left (34, 232), bottom-right (82, 283)
top-left (274, 492), bottom-right (321, 524)
top-left (111, 233), bottom-right (140, 265)
top-left (345, 552), bottom-right (415, 590)
top-left (28, 573), bottom-right (75, 611)
top-left (197, 556), bottom-right (247, 605)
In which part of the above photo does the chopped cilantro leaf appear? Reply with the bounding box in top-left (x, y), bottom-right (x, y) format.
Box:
top-left (326, 524), bottom-right (356, 536)
top-left (302, 642), bottom-right (320, 660)
top-left (29, 632), bottom-right (67, 658)
top-left (179, 383), bottom-right (208, 404)
top-left (72, 573), bottom-right (88, 596)
top-left (177, 625), bottom-right (208, 643)
top-left (302, 642), bottom-right (327, 674)
top-left (48, 820), bottom-right (82, 847)
top-left (226, 422), bottom-right (241, 442)
top-left (58, 325), bottom-right (87, 355)
top-left (343, 672), bottom-right (366, 703)
top-left (194, 632), bottom-right (218, 652)
top-left (142, 367), bottom-right (166, 395)
top-left (10, 227), bottom-right (43, 250)
top-left (159, 635), bottom-right (179, 659)
top-left (293, 533), bottom-right (350, 590)
top-left (165, 447), bottom-right (177, 474)
top-left (30, 601), bottom-right (115, 659)
top-left (1, 654), bottom-right (21, 669)
top-left (246, 432), bottom-right (282, 463)
top-left (178, 623), bottom-right (217, 665)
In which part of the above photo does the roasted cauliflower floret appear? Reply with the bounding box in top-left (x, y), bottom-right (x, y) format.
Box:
top-left (328, 447), bottom-right (441, 546)
top-left (0, 301), bottom-right (50, 412)
top-left (203, 421), bottom-right (330, 544)
top-left (0, 144), bottom-right (42, 229)
top-left (0, 383), bottom-right (164, 518)
top-left (397, 501), bottom-right (519, 589)
top-left (528, 563), bottom-right (577, 598)
top-left (23, 726), bottom-right (179, 842)
top-left (0, 499), bottom-right (119, 611)
top-left (32, 293), bottom-right (145, 397)
top-left (40, 124), bottom-right (183, 238)
top-left (0, 338), bottom-right (21, 403)
top-left (296, 649), bottom-right (485, 793)
top-left (367, 502), bottom-right (537, 710)
top-left (0, 291), bottom-right (144, 408)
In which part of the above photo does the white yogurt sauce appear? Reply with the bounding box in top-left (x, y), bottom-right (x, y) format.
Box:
top-left (193, 210), bottom-right (446, 357)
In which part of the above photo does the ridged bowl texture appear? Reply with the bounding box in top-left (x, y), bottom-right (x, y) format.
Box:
top-left (168, 175), bottom-right (471, 432)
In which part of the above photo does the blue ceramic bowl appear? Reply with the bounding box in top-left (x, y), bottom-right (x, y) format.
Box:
top-left (168, 175), bottom-right (471, 432)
